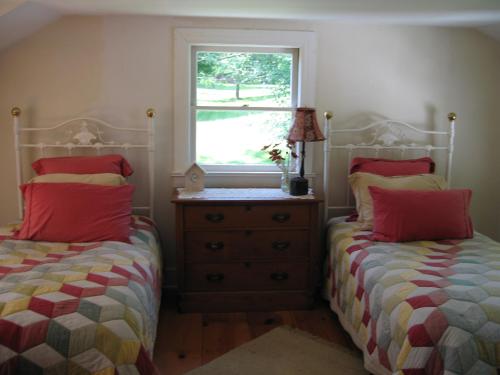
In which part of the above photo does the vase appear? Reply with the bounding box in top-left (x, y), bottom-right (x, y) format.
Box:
top-left (280, 169), bottom-right (290, 192)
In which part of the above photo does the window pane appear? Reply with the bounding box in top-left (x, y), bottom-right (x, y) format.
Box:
top-left (196, 51), bottom-right (292, 107)
top-left (196, 110), bottom-right (292, 165)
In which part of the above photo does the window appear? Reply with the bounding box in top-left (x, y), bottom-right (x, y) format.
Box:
top-left (192, 47), bottom-right (298, 171)
top-left (174, 28), bottom-right (316, 175)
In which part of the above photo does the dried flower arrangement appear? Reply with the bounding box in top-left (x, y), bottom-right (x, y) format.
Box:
top-left (261, 141), bottom-right (297, 171)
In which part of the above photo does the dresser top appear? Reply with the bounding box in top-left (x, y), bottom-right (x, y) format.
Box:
top-left (172, 188), bottom-right (321, 203)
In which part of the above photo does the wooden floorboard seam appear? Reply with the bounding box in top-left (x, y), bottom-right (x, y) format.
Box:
top-left (153, 300), bottom-right (358, 375)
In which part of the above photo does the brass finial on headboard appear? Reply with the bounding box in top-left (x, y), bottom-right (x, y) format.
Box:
top-left (447, 112), bottom-right (457, 121)
top-left (11, 107), bottom-right (21, 117)
top-left (324, 111), bottom-right (333, 120)
top-left (146, 108), bottom-right (156, 118)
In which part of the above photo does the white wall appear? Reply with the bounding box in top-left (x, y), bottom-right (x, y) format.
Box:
top-left (314, 24), bottom-right (500, 239)
top-left (1, 16), bottom-right (499, 286)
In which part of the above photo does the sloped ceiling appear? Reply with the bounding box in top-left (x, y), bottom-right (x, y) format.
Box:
top-left (1, 0), bottom-right (500, 53)
top-left (0, 1), bottom-right (61, 51)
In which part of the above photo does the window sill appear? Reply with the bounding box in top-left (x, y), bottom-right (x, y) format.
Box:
top-left (171, 171), bottom-right (318, 178)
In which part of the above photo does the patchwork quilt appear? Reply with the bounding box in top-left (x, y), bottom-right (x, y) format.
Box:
top-left (0, 216), bottom-right (161, 375)
top-left (325, 217), bottom-right (500, 375)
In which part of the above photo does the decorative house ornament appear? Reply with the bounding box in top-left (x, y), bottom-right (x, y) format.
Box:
top-left (184, 163), bottom-right (206, 192)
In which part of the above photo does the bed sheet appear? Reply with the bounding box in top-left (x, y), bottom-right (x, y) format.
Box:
top-left (0, 215), bottom-right (161, 375)
top-left (325, 217), bottom-right (500, 375)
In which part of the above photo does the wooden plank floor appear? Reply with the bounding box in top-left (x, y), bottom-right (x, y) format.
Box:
top-left (153, 295), bottom-right (358, 375)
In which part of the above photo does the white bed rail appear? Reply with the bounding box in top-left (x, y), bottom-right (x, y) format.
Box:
top-left (323, 111), bottom-right (456, 222)
top-left (11, 107), bottom-right (156, 220)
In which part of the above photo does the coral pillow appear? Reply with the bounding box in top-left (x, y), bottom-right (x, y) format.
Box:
top-left (32, 155), bottom-right (133, 177)
top-left (15, 183), bottom-right (134, 243)
top-left (349, 172), bottom-right (447, 230)
top-left (369, 186), bottom-right (473, 242)
top-left (350, 157), bottom-right (435, 176)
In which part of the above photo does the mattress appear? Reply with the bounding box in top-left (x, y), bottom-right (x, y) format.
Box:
top-left (0, 215), bottom-right (161, 374)
top-left (325, 217), bottom-right (500, 375)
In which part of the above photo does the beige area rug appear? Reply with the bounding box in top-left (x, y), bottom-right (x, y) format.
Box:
top-left (186, 326), bottom-right (369, 375)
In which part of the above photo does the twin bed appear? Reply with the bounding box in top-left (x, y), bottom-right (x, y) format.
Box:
top-left (1, 107), bottom-right (499, 375)
top-left (0, 109), bottom-right (160, 374)
top-left (322, 113), bottom-right (500, 374)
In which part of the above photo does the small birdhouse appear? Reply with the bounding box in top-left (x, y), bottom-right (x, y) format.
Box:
top-left (184, 163), bottom-right (206, 192)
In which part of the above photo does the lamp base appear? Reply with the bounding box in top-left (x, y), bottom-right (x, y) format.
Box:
top-left (289, 176), bottom-right (308, 196)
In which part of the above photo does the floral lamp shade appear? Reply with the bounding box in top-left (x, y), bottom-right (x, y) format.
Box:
top-left (287, 107), bottom-right (325, 143)
top-left (286, 107), bottom-right (325, 195)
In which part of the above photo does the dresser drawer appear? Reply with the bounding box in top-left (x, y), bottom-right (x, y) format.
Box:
top-left (185, 230), bottom-right (309, 262)
top-left (184, 262), bottom-right (307, 292)
top-left (184, 205), bottom-right (310, 229)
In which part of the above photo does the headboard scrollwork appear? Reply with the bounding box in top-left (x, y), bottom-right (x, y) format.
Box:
top-left (322, 111), bottom-right (456, 222)
top-left (11, 107), bottom-right (156, 220)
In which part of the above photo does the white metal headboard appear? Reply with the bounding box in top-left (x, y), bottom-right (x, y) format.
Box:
top-left (10, 107), bottom-right (156, 220)
top-left (322, 111), bottom-right (457, 222)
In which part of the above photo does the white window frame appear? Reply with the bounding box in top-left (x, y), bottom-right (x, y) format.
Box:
top-left (173, 28), bottom-right (317, 176)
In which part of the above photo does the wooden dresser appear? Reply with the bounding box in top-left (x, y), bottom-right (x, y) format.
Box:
top-left (172, 188), bottom-right (321, 312)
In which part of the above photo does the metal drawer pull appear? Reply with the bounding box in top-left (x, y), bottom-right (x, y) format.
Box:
top-left (270, 272), bottom-right (289, 281)
top-left (206, 241), bottom-right (224, 251)
top-left (272, 213), bottom-right (291, 223)
top-left (205, 213), bottom-right (224, 223)
top-left (206, 273), bottom-right (225, 282)
top-left (272, 241), bottom-right (290, 251)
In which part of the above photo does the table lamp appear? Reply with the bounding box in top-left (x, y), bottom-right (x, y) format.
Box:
top-left (287, 107), bottom-right (325, 196)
